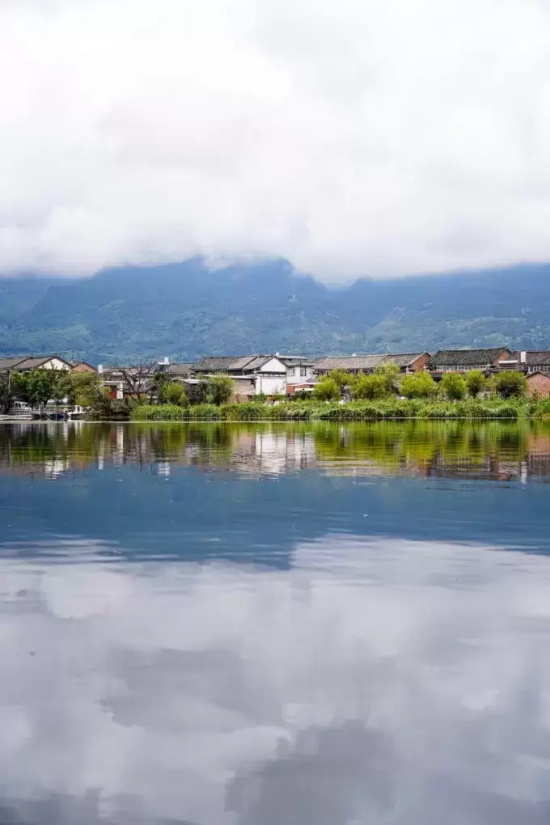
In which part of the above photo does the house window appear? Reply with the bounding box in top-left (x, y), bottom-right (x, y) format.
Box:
top-left (300, 366), bottom-right (307, 377)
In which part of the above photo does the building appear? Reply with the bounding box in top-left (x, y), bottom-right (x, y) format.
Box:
top-left (498, 351), bottom-right (550, 374)
top-left (313, 352), bottom-right (429, 378)
top-left (0, 354), bottom-right (72, 373)
top-left (526, 372), bottom-right (550, 398)
top-left (192, 355), bottom-right (289, 397)
top-left (71, 361), bottom-right (97, 373)
top-left (162, 363), bottom-right (194, 382)
top-left (278, 356), bottom-right (316, 393)
top-left (430, 348), bottom-right (511, 373)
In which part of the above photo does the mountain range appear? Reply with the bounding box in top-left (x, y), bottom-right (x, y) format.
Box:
top-left (1, 258), bottom-right (549, 363)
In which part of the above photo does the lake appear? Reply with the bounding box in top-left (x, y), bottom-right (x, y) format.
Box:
top-left (1, 421), bottom-right (550, 824)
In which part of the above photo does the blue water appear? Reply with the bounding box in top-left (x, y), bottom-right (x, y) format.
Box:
top-left (0, 422), bottom-right (549, 824)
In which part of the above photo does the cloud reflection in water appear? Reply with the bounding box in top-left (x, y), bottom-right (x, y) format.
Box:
top-left (0, 536), bottom-right (549, 824)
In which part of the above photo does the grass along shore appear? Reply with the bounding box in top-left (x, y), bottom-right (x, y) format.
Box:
top-left (131, 398), bottom-right (550, 422)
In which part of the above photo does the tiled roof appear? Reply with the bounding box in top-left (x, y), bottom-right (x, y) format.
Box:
top-left (240, 355), bottom-right (285, 372)
top-left (313, 355), bottom-right (387, 371)
top-left (71, 361), bottom-right (97, 370)
top-left (0, 354), bottom-right (71, 370)
top-left (0, 356), bottom-right (29, 370)
top-left (277, 355), bottom-right (313, 366)
top-left (167, 363), bottom-right (193, 376)
top-left (379, 352), bottom-right (428, 367)
top-left (231, 356), bottom-right (264, 371)
top-left (193, 355), bottom-right (286, 373)
top-left (193, 356), bottom-right (246, 372)
top-left (431, 348), bottom-right (510, 366)
top-left (509, 351), bottom-right (550, 366)
top-left (313, 353), bottom-right (428, 372)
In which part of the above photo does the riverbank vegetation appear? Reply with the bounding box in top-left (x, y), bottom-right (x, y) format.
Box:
top-left (131, 397), bottom-right (550, 422)
top-left (128, 366), bottom-right (544, 421)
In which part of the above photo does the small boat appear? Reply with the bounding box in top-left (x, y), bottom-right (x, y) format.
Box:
top-left (66, 405), bottom-right (87, 420)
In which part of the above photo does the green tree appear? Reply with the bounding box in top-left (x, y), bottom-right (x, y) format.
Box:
top-left (494, 371), bottom-right (526, 399)
top-left (313, 377), bottom-right (340, 401)
top-left (163, 382), bottom-right (187, 406)
top-left (187, 379), bottom-right (210, 405)
top-left (51, 371), bottom-right (73, 404)
top-left (374, 363), bottom-right (400, 394)
top-left (465, 370), bottom-right (487, 398)
top-left (149, 369), bottom-right (171, 404)
top-left (11, 370), bottom-right (59, 407)
top-left (400, 371), bottom-right (437, 399)
top-left (351, 373), bottom-right (387, 400)
top-left (441, 372), bottom-right (467, 400)
top-left (0, 373), bottom-right (15, 414)
top-left (327, 370), bottom-right (351, 390)
top-left (69, 372), bottom-right (101, 406)
top-left (207, 374), bottom-right (234, 405)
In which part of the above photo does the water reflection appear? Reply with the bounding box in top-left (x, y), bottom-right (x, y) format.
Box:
top-left (2, 420), bottom-right (550, 481)
top-left (1, 536), bottom-right (549, 824)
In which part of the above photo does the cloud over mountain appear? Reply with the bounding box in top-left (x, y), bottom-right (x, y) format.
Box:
top-left (2, 0), bottom-right (550, 281)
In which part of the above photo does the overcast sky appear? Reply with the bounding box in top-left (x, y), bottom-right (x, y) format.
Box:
top-left (2, 0), bottom-right (550, 282)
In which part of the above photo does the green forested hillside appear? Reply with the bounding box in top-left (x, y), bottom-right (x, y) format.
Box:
top-left (1, 259), bottom-right (549, 362)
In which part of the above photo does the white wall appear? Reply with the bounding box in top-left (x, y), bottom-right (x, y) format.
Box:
top-left (255, 374), bottom-right (287, 396)
top-left (259, 357), bottom-right (287, 374)
top-left (286, 365), bottom-right (315, 385)
top-left (43, 358), bottom-right (70, 371)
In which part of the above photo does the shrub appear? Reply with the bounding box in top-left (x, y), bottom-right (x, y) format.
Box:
top-left (351, 373), bottom-right (387, 400)
top-left (313, 378), bottom-right (341, 401)
top-left (400, 372), bottom-right (438, 399)
top-left (441, 372), bottom-right (467, 400)
top-left (161, 382), bottom-right (187, 406)
top-left (494, 371), bottom-right (527, 399)
top-left (374, 363), bottom-right (400, 394)
top-left (207, 374), bottom-right (234, 405)
top-left (132, 404), bottom-right (187, 421)
top-left (465, 370), bottom-right (487, 398)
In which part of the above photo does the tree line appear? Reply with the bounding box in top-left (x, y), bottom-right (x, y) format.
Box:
top-left (0, 367), bottom-right (236, 416)
top-left (312, 364), bottom-right (527, 401)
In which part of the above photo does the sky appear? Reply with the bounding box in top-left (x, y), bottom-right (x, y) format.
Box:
top-left (2, 0), bottom-right (550, 282)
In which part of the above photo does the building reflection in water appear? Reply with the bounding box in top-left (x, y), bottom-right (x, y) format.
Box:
top-left (1, 420), bottom-right (550, 483)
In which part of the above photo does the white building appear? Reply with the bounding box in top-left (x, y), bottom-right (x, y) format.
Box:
top-left (192, 355), bottom-right (290, 397)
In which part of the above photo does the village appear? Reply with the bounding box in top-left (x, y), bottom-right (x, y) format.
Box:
top-left (2, 347), bottom-right (550, 412)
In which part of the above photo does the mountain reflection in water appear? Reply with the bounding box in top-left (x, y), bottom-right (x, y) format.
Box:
top-left (0, 422), bottom-right (550, 824)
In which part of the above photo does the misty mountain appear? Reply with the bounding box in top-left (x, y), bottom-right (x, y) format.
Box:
top-left (0, 259), bottom-right (549, 363)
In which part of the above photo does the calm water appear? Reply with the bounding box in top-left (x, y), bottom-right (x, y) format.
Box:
top-left (1, 421), bottom-right (550, 824)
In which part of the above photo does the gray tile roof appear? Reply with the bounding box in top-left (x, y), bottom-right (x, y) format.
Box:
top-left (313, 355), bottom-right (387, 372)
top-left (166, 363), bottom-right (194, 377)
top-left (193, 356), bottom-right (246, 372)
top-left (0, 356), bottom-right (29, 370)
top-left (277, 355), bottom-right (313, 366)
top-left (16, 356), bottom-right (69, 370)
top-left (379, 352), bottom-right (428, 367)
top-left (509, 351), bottom-right (550, 366)
top-left (313, 353), bottom-right (428, 372)
top-left (240, 355), bottom-right (286, 372)
top-left (431, 348), bottom-right (510, 367)
top-left (0, 354), bottom-right (71, 371)
top-left (193, 355), bottom-right (286, 373)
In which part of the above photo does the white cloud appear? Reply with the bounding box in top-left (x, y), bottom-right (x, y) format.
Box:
top-left (2, 0), bottom-right (550, 281)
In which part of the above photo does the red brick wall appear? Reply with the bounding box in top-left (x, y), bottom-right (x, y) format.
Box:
top-left (526, 373), bottom-right (550, 398)
top-left (71, 363), bottom-right (97, 373)
top-left (491, 350), bottom-right (512, 367)
top-left (411, 353), bottom-right (431, 372)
